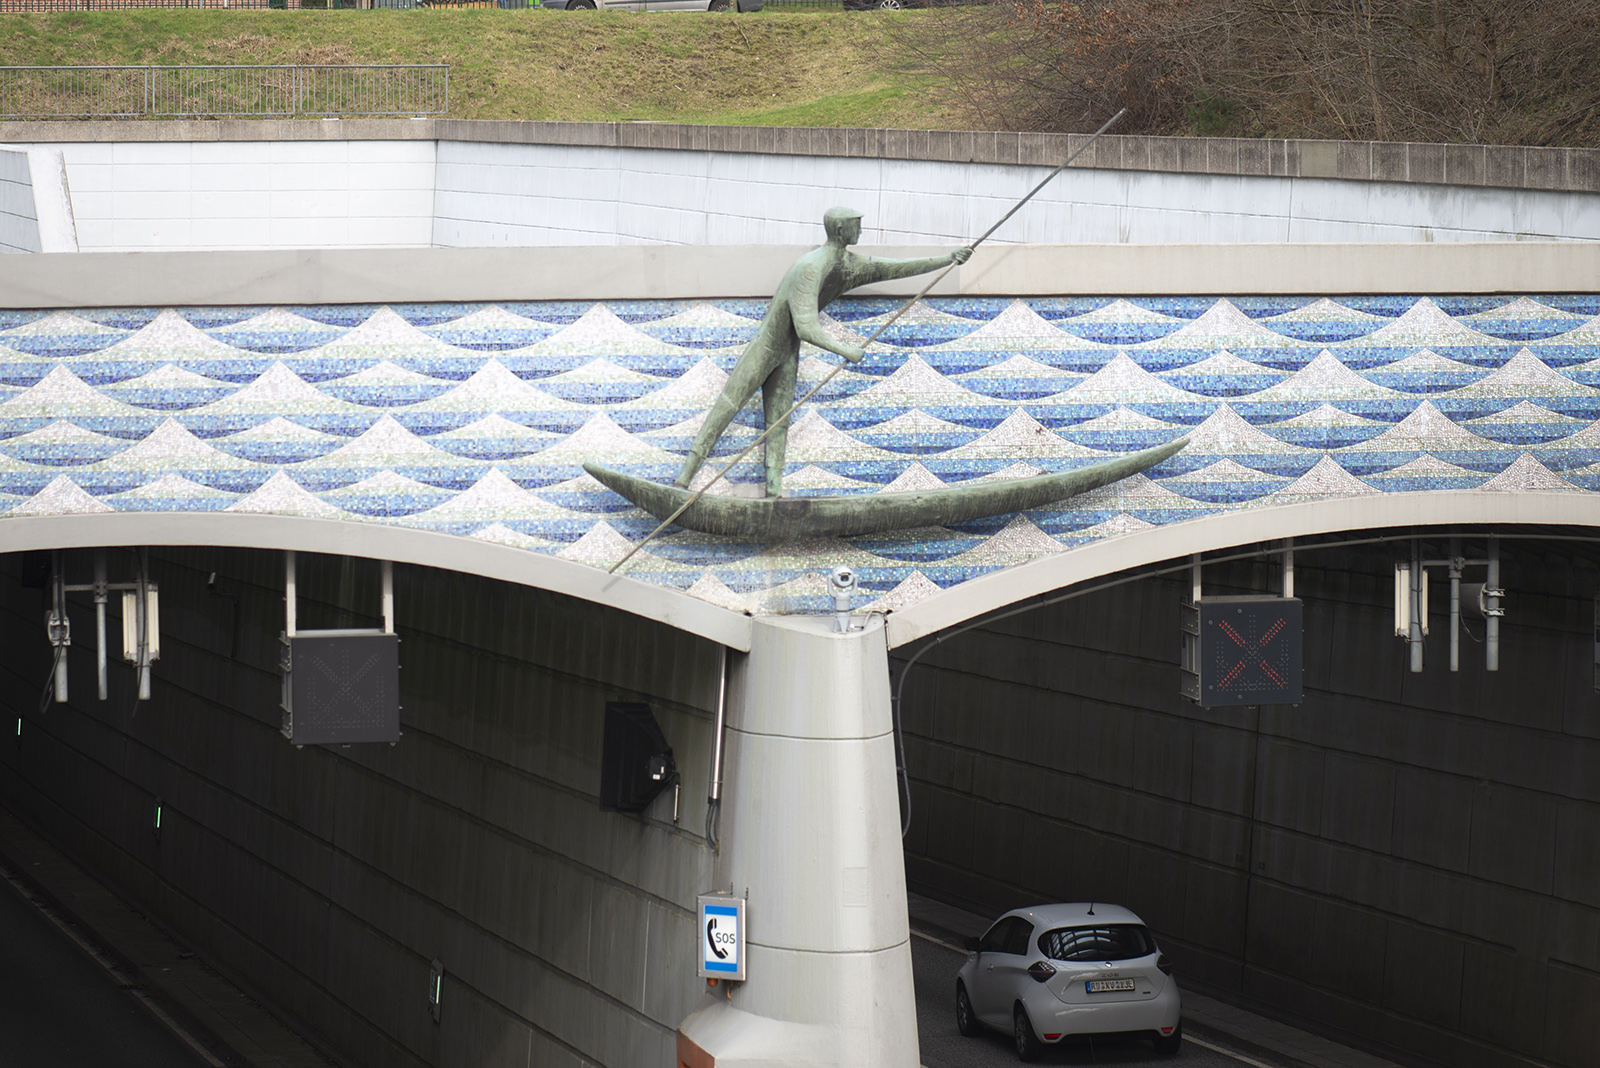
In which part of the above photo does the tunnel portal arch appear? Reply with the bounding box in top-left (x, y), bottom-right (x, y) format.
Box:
top-left (888, 490), bottom-right (1600, 647)
top-left (1, 510), bottom-right (752, 652)
top-left (892, 506), bottom-right (1600, 1068)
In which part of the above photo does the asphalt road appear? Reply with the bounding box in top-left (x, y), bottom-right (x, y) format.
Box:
top-left (0, 868), bottom-right (211, 1068)
top-left (913, 935), bottom-right (1265, 1068)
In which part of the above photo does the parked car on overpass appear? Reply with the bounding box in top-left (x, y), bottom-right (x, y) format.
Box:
top-left (956, 903), bottom-right (1182, 1061)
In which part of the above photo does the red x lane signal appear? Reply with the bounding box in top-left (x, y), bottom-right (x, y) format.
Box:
top-left (1196, 597), bottom-right (1302, 706)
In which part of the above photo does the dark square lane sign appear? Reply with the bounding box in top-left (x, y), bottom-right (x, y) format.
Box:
top-left (1195, 596), bottom-right (1303, 707)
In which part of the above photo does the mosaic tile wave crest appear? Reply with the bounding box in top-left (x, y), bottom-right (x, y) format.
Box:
top-left (4, 294), bottom-right (1600, 615)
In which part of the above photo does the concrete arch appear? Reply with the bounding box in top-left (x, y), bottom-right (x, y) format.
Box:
top-left (2, 511), bottom-right (753, 651)
top-left (885, 490), bottom-right (1600, 648)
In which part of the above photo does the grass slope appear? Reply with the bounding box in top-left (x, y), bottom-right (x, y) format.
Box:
top-left (0, 10), bottom-right (967, 128)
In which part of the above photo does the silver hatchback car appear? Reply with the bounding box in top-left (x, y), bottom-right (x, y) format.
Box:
top-left (956, 903), bottom-right (1182, 1060)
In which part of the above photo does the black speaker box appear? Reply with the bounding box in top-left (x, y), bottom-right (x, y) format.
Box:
top-left (599, 702), bottom-right (677, 813)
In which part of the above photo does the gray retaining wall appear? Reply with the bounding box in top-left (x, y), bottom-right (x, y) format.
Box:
top-left (0, 547), bottom-right (721, 1068)
top-left (897, 537), bottom-right (1600, 1068)
top-left (0, 120), bottom-right (1593, 252)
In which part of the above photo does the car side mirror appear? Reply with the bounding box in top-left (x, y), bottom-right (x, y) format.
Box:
top-left (963, 935), bottom-right (980, 952)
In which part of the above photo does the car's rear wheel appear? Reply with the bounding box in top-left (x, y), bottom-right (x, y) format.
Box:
top-left (875, 0), bottom-right (905, 7)
top-left (1013, 1005), bottom-right (1042, 1062)
top-left (955, 982), bottom-right (983, 1037)
top-left (568, 1), bottom-right (596, 8)
top-left (708, 0), bottom-right (730, 8)
top-left (1153, 1023), bottom-right (1182, 1055)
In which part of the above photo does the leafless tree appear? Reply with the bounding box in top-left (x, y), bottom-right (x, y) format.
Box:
top-left (886, 0), bottom-right (1600, 146)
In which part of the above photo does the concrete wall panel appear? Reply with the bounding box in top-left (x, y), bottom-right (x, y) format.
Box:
top-left (0, 545), bottom-right (719, 1068)
top-left (900, 540), bottom-right (1600, 1068)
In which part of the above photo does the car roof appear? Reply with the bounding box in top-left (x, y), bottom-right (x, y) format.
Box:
top-left (996, 903), bottom-right (1146, 929)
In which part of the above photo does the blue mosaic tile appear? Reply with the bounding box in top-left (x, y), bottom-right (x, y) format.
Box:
top-left (3, 292), bottom-right (1599, 618)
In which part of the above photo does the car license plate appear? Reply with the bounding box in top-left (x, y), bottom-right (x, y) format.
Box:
top-left (1086, 979), bottom-right (1136, 993)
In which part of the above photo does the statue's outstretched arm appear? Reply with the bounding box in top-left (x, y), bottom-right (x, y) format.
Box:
top-left (851, 246), bottom-right (971, 287)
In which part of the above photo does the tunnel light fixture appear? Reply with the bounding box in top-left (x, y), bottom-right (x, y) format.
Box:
top-left (1396, 536), bottom-right (1502, 672)
top-left (427, 959), bottom-right (443, 1023)
top-left (153, 797), bottom-right (163, 840)
top-left (49, 548), bottom-right (161, 703)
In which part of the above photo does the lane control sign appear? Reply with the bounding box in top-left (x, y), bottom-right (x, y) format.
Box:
top-left (697, 893), bottom-right (746, 982)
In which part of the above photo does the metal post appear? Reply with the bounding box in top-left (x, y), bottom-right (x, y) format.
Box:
top-left (1486, 536), bottom-right (1500, 671)
top-left (285, 551), bottom-right (298, 638)
top-left (381, 560), bottom-right (394, 634)
top-left (709, 647), bottom-right (728, 805)
top-left (1282, 538), bottom-right (1294, 599)
top-left (705, 646), bottom-right (729, 852)
top-left (136, 547), bottom-right (151, 702)
top-left (1448, 538), bottom-right (1461, 673)
top-left (50, 549), bottom-right (69, 703)
top-left (94, 550), bottom-right (108, 701)
top-left (1191, 553), bottom-right (1202, 604)
top-left (1409, 539), bottom-right (1424, 673)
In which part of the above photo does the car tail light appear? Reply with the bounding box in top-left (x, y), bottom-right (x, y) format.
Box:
top-left (1027, 960), bottom-right (1057, 983)
top-left (1044, 1033), bottom-right (1062, 1040)
top-left (1157, 954), bottom-right (1173, 976)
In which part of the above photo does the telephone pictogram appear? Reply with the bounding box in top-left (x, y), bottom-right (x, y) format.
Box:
top-left (707, 917), bottom-right (729, 960)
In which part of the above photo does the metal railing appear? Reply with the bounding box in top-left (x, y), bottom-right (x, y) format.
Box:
top-left (0, 64), bottom-right (448, 118)
top-left (0, 0), bottom-right (346, 8)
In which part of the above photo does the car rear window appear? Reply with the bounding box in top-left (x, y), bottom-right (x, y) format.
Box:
top-left (1038, 924), bottom-right (1156, 963)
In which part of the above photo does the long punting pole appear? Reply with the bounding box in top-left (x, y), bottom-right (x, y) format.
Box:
top-left (608, 109), bottom-right (1128, 574)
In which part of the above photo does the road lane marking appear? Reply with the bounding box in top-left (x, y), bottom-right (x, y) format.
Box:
top-left (911, 928), bottom-right (969, 954)
top-left (0, 860), bottom-right (227, 1068)
top-left (1184, 1031), bottom-right (1287, 1068)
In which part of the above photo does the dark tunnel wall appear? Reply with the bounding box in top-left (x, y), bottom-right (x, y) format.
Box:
top-left (0, 547), bottom-right (720, 1068)
top-left (898, 534), bottom-right (1600, 1068)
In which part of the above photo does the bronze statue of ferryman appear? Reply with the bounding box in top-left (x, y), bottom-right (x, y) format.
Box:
top-left (674, 206), bottom-right (972, 498)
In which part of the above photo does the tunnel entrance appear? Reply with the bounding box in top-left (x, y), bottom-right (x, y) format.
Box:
top-left (0, 545), bottom-right (721, 1068)
top-left (897, 528), bottom-right (1600, 1068)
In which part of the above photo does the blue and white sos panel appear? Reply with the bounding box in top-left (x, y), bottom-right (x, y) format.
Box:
top-left (697, 893), bottom-right (746, 982)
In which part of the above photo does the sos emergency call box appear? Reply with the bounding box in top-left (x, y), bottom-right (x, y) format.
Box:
top-left (697, 893), bottom-right (746, 982)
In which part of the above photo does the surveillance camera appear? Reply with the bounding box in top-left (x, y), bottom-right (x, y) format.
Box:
top-left (829, 566), bottom-right (857, 593)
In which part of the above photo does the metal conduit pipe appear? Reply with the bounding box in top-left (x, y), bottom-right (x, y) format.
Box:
top-left (1487, 535), bottom-right (1501, 671)
top-left (705, 646), bottom-right (728, 853)
top-left (94, 550), bottom-right (108, 701)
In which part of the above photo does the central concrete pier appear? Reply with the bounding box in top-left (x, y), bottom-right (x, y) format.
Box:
top-left (679, 616), bottom-right (916, 1068)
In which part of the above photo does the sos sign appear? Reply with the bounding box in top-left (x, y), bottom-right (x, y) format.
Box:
top-left (697, 894), bottom-right (746, 982)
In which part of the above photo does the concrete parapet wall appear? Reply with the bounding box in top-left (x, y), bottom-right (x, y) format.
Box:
top-left (0, 547), bottom-right (722, 1068)
top-left (0, 119), bottom-right (1592, 252)
top-left (430, 139), bottom-right (1599, 248)
top-left (0, 144), bottom-right (77, 254)
top-left (3, 118), bottom-right (1596, 195)
top-left (1, 241), bottom-right (1595, 309)
top-left (41, 138), bottom-right (434, 252)
top-left (0, 144), bottom-right (40, 253)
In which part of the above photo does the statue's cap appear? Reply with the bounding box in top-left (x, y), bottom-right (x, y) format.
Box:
top-left (823, 206), bottom-right (863, 239)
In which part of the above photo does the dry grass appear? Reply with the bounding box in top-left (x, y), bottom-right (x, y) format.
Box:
top-left (0, 9), bottom-right (967, 128)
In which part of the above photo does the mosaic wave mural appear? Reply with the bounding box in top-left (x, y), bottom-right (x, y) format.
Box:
top-left (3, 294), bottom-right (1600, 615)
